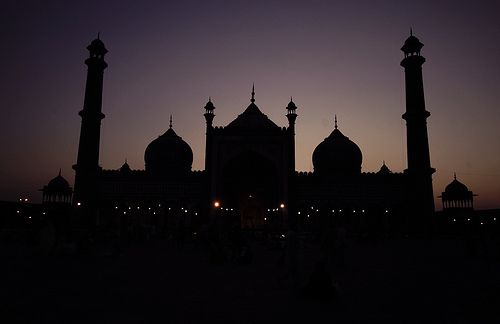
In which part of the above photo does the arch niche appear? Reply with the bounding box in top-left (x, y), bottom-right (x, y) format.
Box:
top-left (220, 151), bottom-right (280, 228)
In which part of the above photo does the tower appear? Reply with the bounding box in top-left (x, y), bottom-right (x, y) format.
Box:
top-left (400, 31), bottom-right (435, 228)
top-left (72, 35), bottom-right (108, 226)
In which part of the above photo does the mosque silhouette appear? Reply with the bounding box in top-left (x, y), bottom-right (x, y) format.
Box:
top-left (41, 33), bottom-right (476, 234)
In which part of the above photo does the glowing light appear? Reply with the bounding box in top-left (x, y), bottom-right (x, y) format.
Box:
top-left (77, 202), bottom-right (81, 206)
top-left (453, 219), bottom-right (456, 222)
top-left (185, 210), bottom-right (188, 213)
top-left (264, 217), bottom-right (267, 221)
top-left (28, 216), bottom-right (31, 219)
top-left (214, 202), bottom-right (219, 207)
top-left (115, 206), bottom-right (118, 209)
top-left (280, 204), bottom-right (284, 208)
top-left (298, 212), bottom-right (301, 215)
top-left (385, 210), bottom-right (389, 213)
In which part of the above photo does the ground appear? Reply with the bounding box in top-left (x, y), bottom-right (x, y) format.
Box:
top-left (1, 233), bottom-right (499, 323)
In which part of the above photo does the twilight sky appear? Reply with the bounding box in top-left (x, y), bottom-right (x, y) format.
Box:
top-left (1, 0), bottom-right (499, 210)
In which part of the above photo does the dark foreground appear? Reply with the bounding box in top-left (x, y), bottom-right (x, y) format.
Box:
top-left (2, 234), bottom-right (499, 323)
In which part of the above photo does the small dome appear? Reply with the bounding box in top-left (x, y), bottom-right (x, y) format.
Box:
top-left (445, 177), bottom-right (469, 194)
top-left (377, 162), bottom-right (391, 175)
top-left (401, 31), bottom-right (423, 55)
top-left (87, 36), bottom-right (108, 56)
top-left (286, 100), bottom-right (297, 111)
top-left (120, 161), bottom-right (131, 172)
top-left (90, 38), bottom-right (105, 48)
top-left (204, 99), bottom-right (215, 111)
top-left (48, 171), bottom-right (70, 191)
top-left (312, 124), bottom-right (362, 176)
top-left (144, 126), bottom-right (193, 174)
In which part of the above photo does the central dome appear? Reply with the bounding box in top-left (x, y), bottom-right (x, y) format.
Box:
top-left (225, 87), bottom-right (279, 131)
top-left (312, 122), bottom-right (362, 176)
top-left (144, 125), bottom-right (193, 174)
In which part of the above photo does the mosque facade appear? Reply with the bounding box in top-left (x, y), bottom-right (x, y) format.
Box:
top-left (69, 34), bottom-right (436, 234)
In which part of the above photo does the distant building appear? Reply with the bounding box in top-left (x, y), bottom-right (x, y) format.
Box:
top-left (439, 174), bottom-right (477, 211)
top-left (436, 174), bottom-right (479, 235)
top-left (69, 33), bottom-right (435, 234)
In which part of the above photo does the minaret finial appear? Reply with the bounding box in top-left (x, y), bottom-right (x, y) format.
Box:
top-left (251, 84), bottom-right (255, 103)
top-left (334, 115), bottom-right (338, 129)
top-left (169, 115), bottom-right (172, 129)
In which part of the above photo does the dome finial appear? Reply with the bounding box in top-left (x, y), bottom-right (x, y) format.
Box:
top-left (334, 115), bottom-right (338, 129)
top-left (169, 115), bottom-right (173, 129)
top-left (59, 168), bottom-right (62, 176)
top-left (410, 27), bottom-right (413, 36)
top-left (97, 31), bottom-right (100, 39)
top-left (251, 83), bottom-right (255, 103)
top-left (454, 172), bottom-right (457, 180)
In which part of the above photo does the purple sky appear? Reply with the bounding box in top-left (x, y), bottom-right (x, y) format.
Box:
top-left (1, 0), bottom-right (499, 210)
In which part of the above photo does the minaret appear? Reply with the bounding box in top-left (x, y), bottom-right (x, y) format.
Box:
top-left (285, 98), bottom-right (298, 225)
top-left (286, 97), bottom-right (298, 132)
top-left (203, 97), bottom-right (215, 171)
top-left (286, 97), bottom-right (298, 170)
top-left (203, 97), bottom-right (215, 219)
top-left (72, 35), bottom-right (108, 226)
top-left (400, 31), bottom-right (435, 227)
